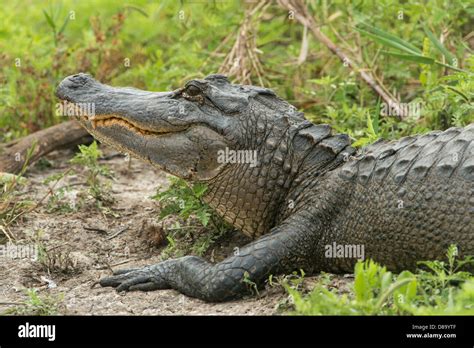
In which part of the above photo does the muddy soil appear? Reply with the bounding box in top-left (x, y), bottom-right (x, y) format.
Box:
top-left (0, 144), bottom-right (349, 315)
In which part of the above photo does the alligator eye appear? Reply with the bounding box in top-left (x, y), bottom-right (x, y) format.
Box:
top-left (185, 85), bottom-right (201, 97)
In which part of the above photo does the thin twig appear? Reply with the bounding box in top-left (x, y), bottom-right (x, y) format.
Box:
top-left (0, 225), bottom-right (14, 243)
top-left (105, 226), bottom-right (129, 240)
top-left (83, 226), bottom-right (108, 234)
top-left (277, 0), bottom-right (406, 118)
top-left (110, 258), bottom-right (136, 267)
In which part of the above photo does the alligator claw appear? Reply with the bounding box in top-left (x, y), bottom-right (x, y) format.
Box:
top-left (100, 266), bottom-right (166, 292)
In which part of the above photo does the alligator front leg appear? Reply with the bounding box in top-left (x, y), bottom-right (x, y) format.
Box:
top-left (100, 215), bottom-right (318, 302)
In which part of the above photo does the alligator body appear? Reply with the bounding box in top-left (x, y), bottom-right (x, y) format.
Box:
top-left (56, 73), bottom-right (474, 302)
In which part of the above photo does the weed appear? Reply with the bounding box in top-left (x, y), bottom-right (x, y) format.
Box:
top-left (285, 245), bottom-right (474, 315)
top-left (242, 271), bottom-right (259, 297)
top-left (69, 141), bottom-right (114, 204)
top-left (152, 177), bottom-right (230, 259)
top-left (3, 288), bottom-right (64, 315)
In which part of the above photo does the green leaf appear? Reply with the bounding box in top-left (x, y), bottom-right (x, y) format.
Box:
top-left (445, 86), bottom-right (470, 102)
top-left (373, 99), bottom-right (381, 135)
top-left (382, 51), bottom-right (435, 64)
top-left (196, 209), bottom-right (210, 226)
top-left (0, 172), bottom-right (27, 185)
top-left (381, 272), bottom-right (393, 293)
top-left (355, 25), bottom-right (421, 55)
top-left (192, 183), bottom-right (208, 198)
top-left (366, 114), bottom-right (376, 137)
top-left (393, 270), bottom-right (417, 305)
top-left (42, 9), bottom-right (56, 32)
top-left (354, 261), bottom-right (374, 302)
top-left (423, 26), bottom-right (456, 64)
top-left (356, 28), bottom-right (418, 55)
top-left (357, 22), bottom-right (422, 54)
top-left (58, 15), bottom-right (70, 36)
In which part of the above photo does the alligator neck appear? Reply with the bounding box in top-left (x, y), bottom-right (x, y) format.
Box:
top-left (203, 121), bottom-right (355, 238)
top-left (277, 123), bottom-right (356, 222)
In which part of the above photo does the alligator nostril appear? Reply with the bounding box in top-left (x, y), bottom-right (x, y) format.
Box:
top-left (66, 73), bottom-right (91, 87)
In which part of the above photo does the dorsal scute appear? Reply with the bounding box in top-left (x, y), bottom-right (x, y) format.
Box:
top-left (342, 125), bottom-right (474, 184)
top-left (319, 133), bottom-right (351, 155)
top-left (298, 124), bottom-right (332, 144)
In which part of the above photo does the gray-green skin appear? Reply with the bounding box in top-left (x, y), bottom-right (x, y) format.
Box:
top-left (56, 73), bottom-right (474, 302)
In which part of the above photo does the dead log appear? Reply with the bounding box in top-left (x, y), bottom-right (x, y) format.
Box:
top-left (0, 120), bottom-right (92, 174)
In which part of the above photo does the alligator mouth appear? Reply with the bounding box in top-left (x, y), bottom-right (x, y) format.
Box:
top-left (88, 114), bottom-right (162, 136)
top-left (62, 100), bottom-right (176, 136)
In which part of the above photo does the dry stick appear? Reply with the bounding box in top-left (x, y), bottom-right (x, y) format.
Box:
top-left (105, 226), bottom-right (129, 240)
top-left (0, 120), bottom-right (92, 174)
top-left (297, 24), bottom-right (309, 65)
top-left (0, 225), bottom-right (14, 243)
top-left (109, 258), bottom-right (136, 267)
top-left (277, 0), bottom-right (406, 118)
top-left (83, 226), bottom-right (108, 234)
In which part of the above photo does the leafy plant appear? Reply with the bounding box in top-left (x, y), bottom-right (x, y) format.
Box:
top-left (242, 271), bottom-right (259, 296)
top-left (154, 177), bottom-right (212, 226)
top-left (69, 141), bottom-right (114, 203)
top-left (285, 245), bottom-right (474, 315)
top-left (152, 177), bottom-right (230, 258)
top-left (352, 112), bottom-right (380, 147)
top-left (355, 22), bottom-right (467, 72)
top-left (3, 288), bottom-right (64, 315)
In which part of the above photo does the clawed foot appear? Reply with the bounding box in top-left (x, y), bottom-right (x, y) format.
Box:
top-left (100, 266), bottom-right (167, 292)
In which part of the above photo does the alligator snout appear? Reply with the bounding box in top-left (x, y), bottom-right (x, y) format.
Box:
top-left (56, 73), bottom-right (96, 101)
top-left (55, 73), bottom-right (191, 135)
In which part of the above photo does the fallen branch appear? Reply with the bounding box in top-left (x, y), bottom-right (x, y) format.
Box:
top-left (277, 0), bottom-right (406, 117)
top-left (0, 120), bottom-right (92, 174)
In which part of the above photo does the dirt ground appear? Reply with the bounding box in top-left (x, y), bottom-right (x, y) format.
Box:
top-left (0, 145), bottom-right (349, 315)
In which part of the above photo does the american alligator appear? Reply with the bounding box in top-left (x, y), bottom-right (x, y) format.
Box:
top-left (56, 73), bottom-right (474, 302)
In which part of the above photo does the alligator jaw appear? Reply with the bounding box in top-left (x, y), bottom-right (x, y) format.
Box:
top-left (67, 109), bottom-right (177, 137)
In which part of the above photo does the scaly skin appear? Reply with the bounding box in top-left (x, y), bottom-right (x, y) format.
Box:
top-left (56, 73), bottom-right (474, 302)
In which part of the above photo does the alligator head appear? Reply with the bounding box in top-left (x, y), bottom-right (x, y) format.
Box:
top-left (56, 73), bottom-right (351, 237)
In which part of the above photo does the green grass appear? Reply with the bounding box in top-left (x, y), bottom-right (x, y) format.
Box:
top-left (3, 288), bottom-right (64, 316)
top-left (285, 245), bottom-right (474, 315)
